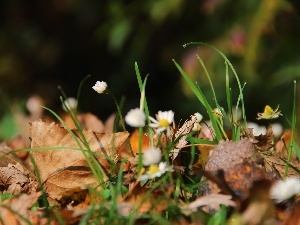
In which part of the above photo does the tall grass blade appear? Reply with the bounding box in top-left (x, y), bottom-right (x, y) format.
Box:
top-left (173, 59), bottom-right (223, 141)
top-left (185, 42), bottom-right (247, 124)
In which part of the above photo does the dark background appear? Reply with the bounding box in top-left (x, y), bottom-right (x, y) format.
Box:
top-left (1, 0), bottom-right (300, 138)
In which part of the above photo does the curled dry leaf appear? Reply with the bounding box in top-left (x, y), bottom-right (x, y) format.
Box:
top-left (0, 143), bottom-right (35, 178)
top-left (201, 138), bottom-right (275, 204)
top-left (242, 126), bottom-right (274, 151)
top-left (205, 138), bottom-right (262, 172)
top-left (30, 120), bottom-right (129, 203)
top-left (0, 163), bottom-right (34, 195)
top-left (253, 126), bottom-right (274, 151)
top-left (172, 114), bottom-right (199, 160)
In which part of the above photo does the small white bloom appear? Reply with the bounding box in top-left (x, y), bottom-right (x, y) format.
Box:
top-left (142, 147), bottom-right (162, 166)
top-left (271, 123), bottom-right (283, 137)
top-left (62, 97), bottom-right (78, 112)
top-left (138, 162), bottom-right (174, 182)
top-left (270, 178), bottom-right (300, 203)
top-left (125, 108), bottom-right (146, 127)
top-left (194, 112), bottom-right (203, 123)
top-left (149, 110), bottom-right (174, 135)
top-left (92, 81), bottom-right (107, 94)
top-left (192, 122), bottom-right (202, 132)
top-left (247, 122), bottom-right (266, 136)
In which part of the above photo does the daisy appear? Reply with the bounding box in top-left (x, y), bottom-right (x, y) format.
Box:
top-left (270, 177), bottom-right (300, 203)
top-left (62, 97), bottom-right (78, 112)
top-left (257, 105), bottom-right (282, 120)
top-left (92, 81), bottom-right (107, 94)
top-left (149, 110), bottom-right (174, 135)
top-left (142, 147), bottom-right (162, 166)
top-left (125, 108), bottom-right (146, 127)
top-left (138, 162), bottom-right (174, 182)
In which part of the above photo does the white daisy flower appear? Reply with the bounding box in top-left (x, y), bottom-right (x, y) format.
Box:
top-left (138, 162), bottom-right (174, 182)
top-left (149, 110), bottom-right (174, 135)
top-left (92, 81), bottom-right (107, 94)
top-left (62, 97), bottom-right (78, 112)
top-left (125, 108), bottom-right (146, 127)
top-left (270, 177), bottom-right (300, 203)
top-left (142, 147), bottom-right (162, 166)
top-left (194, 112), bottom-right (203, 123)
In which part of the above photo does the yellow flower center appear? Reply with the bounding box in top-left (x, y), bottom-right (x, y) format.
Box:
top-left (159, 119), bottom-right (169, 127)
top-left (148, 164), bottom-right (159, 175)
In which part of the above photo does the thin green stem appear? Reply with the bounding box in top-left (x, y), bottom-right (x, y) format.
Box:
top-left (107, 90), bottom-right (126, 132)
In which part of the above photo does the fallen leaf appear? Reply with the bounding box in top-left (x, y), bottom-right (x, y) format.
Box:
top-left (180, 194), bottom-right (236, 216)
top-left (6, 136), bottom-right (28, 160)
top-left (242, 126), bottom-right (274, 151)
top-left (205, 138), bottom-right (262, 173)
top-left (275, 130), bottom-right (297, 160)
top-left (172, 114), bottom-right (199, 160)
top-left (0, 192), bottom-right (42, 225)
top-left (63, 113), bottom-right (105, 132)
top-left (0, 164), bottom-right (32, 194)
top-left (0, 143), bottom-right (35, 178)
top-left (262, 154), bottom-right (300, 178)
top-left (254, 126), bottom-right (274, 151)
top-left (30, 120), bottom-right (129, 203)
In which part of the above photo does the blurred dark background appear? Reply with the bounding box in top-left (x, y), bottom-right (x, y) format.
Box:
top-left (1, 0), bottom-right (300, 139)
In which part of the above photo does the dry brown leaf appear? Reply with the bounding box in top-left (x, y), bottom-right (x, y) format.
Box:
top-left (62, 112), bottom-right (116, 133)
top-left (253, 126), bottom-right (274, 151)
top-left (263, 154), bottom-right (300, 178)
top-left (275, 129), bottom-right (298, 160)
top-left (0, 144), bottom-right (35, 178)
top-left (0, 192), bottom-right (42, 225)
top-left (6, 136), bottom-right (28, 159)
top-left (180, 194), bottom-right (236, 215)
top-left (30, 120), bottom-right (129, 203)
top-left (63, 113), bottom-right (105, 132)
